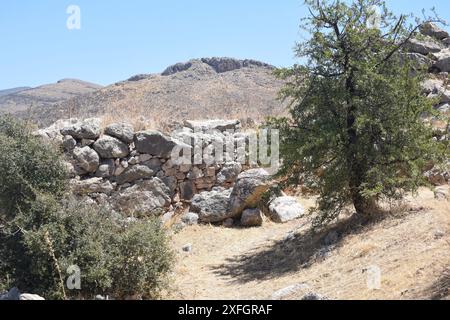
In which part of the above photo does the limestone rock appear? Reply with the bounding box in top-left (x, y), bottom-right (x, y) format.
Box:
top-left (71, 178), bottom-right (114, 195)
top-left (420, 22), bottom-right (449, 40)
top-left (134, 130), bottom-right (191, 158)
top-left (112, 178), bottom-right (171, 216)
top-left (60, 118), bottom-right (101, 140)
top-left (115, 165), bottom-right (154, 185)
top-left (72, 146), bottom-right (100, 173)
top-left (229, 168), bottom-right (270, 216)
top-left (217, 162), bottom-right (242, 184)
top-left (406, 37), bottom-right (443, 55)
top-left (104, 123), bottom-right (135, 143)
top-left (190, 188), bottom-right (233, 223)
top-left (93, 135), bottom-right (129, 159)
top-left (269, 196), bottom-right (305, 223)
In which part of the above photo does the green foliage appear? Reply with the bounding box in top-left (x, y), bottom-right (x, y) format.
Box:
top-left (268, 0), bottom-right (447, 226)
top-left (0, 115), bottom-right (174, 299)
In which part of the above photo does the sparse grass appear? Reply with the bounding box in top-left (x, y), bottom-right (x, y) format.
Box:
top-left (165, 187), bottom-right (449, 300)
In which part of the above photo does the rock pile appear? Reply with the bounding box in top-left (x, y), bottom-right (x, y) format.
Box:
top-left (36, 118), bottom-right (306, 226)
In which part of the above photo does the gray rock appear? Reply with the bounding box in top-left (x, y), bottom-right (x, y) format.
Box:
top-left (229, 168), bottom-right (270, 216)
top-left (115, 165), bottom-right (154, 185)
top-left (71, 178), bottom-right (114, 195)
top-left (72, 146), bottom-right (100, 173)
top-left (142, 158), bottom-right (162, 172)
top-left (400, 53), bottom-right (433, 69)
top-left (161, 176), bottom-right (177, 197)
top-left (420, 22), bottom-right (449, 40)
top-left (433, 49), bottom-right (450, 72)
top-left (181, 212), bottom-right (199, 225)
top-left (217, 162), bottom-right (242, 184)
top-left (406, 37), bottom-right (443, 55)
top-left (63, 135), bottom-right (77, 151)
top-left (19, 293), bottom-right (45, 300)
top-left (179, 180), bottom-right (196, 200)
top-left (0, 287), bottom-right (20, 300)
top-left (269, 196), bottom-right (305, 223)
top-left (134, 130), bottom-right (191, 159)
top-left (190, 188), bottom-right (233, 223)
top-left (104, 123), bottom-right (135, 143)
top-left (95, 159), bottom-right (115, 178)
top-left (184, 119), bottom-right (241, 132)
top-left (112, 178), bottom-right (171, 216)
top-left (241, 208), bottom-right (263, 227)
top-left (93, 135), bottom-right (130, 159)
top-left (60, 118), bottom-right (101, 140)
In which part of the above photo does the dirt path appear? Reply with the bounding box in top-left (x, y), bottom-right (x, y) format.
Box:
top-left (167, 188), bottom-right (450, 300)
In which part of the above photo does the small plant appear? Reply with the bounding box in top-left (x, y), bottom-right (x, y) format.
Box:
top-left (0, 115), bottom-right (174, 299)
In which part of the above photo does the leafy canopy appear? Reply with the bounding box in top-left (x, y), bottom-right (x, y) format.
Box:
top-left (268, 0), bottom-right (447, 225)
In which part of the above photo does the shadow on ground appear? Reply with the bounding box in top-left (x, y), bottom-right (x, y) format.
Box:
top-left (210, 210), bottom-right (400, 284)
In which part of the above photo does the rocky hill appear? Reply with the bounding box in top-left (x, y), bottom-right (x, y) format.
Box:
top-left (0, 79), bottom-right (102, 115)
top-left (12, 58), bottom-right (286, 128)
top-left (0, 87), bottom-right (31, 97)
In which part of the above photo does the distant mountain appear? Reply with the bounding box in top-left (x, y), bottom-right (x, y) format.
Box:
top-left (0, 87), bottom-right (31, 97)
top-left (14, 58), bottom-right (287, 128)
top-left (0, 79), bottom-right (102, 115)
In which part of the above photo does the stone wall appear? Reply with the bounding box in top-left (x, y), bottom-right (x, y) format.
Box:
top-left (35, 118), bottom-right (253, 218)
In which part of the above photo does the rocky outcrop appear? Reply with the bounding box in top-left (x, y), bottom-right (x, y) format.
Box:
top-left (420, 22), bottom-right (449, 41)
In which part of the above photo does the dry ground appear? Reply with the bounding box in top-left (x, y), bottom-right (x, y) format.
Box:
top-left (165, 187), bottom-right (449, 300)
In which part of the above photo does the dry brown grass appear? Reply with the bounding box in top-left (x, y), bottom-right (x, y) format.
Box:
top-left (164, 187), bottom-right (449, 300)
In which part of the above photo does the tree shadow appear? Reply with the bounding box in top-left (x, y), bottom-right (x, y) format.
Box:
top-left (426, 267), bottom-right (450, 300)
top-left (210, 212), bottom-right (391, 284)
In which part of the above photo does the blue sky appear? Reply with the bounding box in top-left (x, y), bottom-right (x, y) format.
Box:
top-left (1, 0), bottom-right (449, 89)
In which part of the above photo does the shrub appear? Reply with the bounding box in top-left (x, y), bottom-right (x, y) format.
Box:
top-left (0, 116), bottom-right (174, 299)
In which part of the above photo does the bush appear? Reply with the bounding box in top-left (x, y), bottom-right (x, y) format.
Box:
top-left (0, 116), bottom-right (174, 299)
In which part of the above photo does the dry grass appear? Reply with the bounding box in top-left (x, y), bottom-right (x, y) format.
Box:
top-left (164, 187), bottom-right (449, 300)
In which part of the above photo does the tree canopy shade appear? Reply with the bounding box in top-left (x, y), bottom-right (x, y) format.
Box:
top-left (268, 0), bottom-right (448, 226)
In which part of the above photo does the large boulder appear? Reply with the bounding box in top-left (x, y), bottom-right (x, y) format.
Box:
top-left (60, 118), bottom-right (101, 140)
top-left (229, 168), bottom-right (271, 216)
top-left (269, 196), bottom-right (305, 223)
top-left (406, 37), bottom-right (443, 55)
top-left (115, 165), bottom-right (154, 185)
top-left (93, 135), bottom-right (129, 159)
top-left (112, 178), bottom-right (171, 216)
top-left (421, 78), bottom-right (446, 94)
top-left (190, 188), bottom-right (233, 223)
top-left (134, 130), bottom-right (190, 159)
top-left (420, 22), bottom-right (449, 40)
top-left (104, 123), bottom-right (135, 143)
top-left (72, 146), bottom-right (100, 173)
top-left (433, 49), bottom-right (450, 72)
top-left (71, 178), bottom-right (114, 195)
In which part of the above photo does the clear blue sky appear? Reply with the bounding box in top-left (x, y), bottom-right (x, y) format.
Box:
top-left (1, 0), bottom-right (449, 89)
